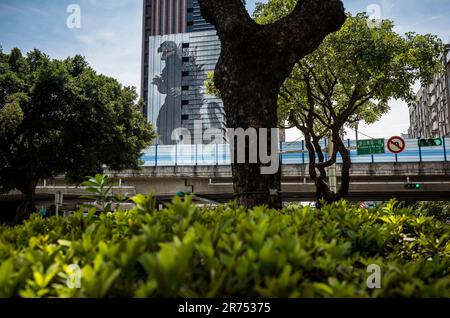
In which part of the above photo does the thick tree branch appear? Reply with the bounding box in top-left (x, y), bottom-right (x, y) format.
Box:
top-left (339, 92), bottom-right (373, 123)
top-left (268, 0), bottom-right (346, 65)
top-left (198, 0), bottom-right (255, 37)
top-left (282, 87), bottom-right (326, 130)
top-left (289, 109), bottom-right (307, 133)
top-left (315, 145), bottom-right (338, 169)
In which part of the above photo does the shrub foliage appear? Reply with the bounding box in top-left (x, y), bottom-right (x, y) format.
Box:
top-left (0, 197), bottom-right (449, 298)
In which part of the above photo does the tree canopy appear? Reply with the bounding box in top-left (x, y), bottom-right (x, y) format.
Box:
top-left (277, 15), bottom-right (443, 130)
top-left (0, 48), bottom-right (155, 221)
top-left (256, 2), bottom-right (442, 203)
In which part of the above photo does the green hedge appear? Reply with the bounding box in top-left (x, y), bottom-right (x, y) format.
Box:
top-left (1, 196), bottom-right (450, 298)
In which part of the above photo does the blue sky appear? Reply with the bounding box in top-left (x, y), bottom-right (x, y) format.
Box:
top-left (1, 0), bottom-right (450, 138)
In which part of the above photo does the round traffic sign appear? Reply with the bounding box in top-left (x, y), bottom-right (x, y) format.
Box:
top-left (387, 136), bottom-right (406, 154)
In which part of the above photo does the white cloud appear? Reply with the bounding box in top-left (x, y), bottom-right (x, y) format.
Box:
top-left (76, 31), bottom-right (116, 45)
top-left (27, 6), bottom-right (48, 16)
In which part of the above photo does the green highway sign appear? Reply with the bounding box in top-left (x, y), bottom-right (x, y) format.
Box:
top-left (357, 139), bottom-right (386, 155)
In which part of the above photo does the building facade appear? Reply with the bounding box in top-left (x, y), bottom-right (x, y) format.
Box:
top-left (141, 0), bottom-right (225, 144)
top-left (408, 45), bottom-right (450, 138)
top-left (189, 0), bottom-right (215, 32)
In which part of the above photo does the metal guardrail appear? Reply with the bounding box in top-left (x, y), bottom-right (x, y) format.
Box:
top-left (141, 138), bottom-right (450, 167)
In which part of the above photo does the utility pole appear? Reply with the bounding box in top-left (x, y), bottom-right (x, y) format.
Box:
top-left (328, 134), bottom-right (338, 193)
top-left (355, 120), bottom-right (359, 142)
top-left (55, 191), bottom-right (63, 217)
top-left (443, 44), bottom-right (450, 138)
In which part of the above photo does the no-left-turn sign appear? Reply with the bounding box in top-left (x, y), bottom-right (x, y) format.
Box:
top-left (387, 136), bottom-right (406, 154)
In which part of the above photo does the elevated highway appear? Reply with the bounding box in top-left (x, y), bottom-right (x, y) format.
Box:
top-left (111, 162), bottom-right (450, 202)
top-left (2, 162), bottom-right (449, 206)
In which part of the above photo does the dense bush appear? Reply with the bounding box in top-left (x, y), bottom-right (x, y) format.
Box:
top-left (0, 196), bottom-right (450, 298)
top-left (417, 202), bottom-right (450, 222)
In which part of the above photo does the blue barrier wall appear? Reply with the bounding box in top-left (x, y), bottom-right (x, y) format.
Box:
top-left (141, 138), bottom-right (450, 167)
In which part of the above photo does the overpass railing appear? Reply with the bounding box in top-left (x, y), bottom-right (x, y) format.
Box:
top-left (141, 138), bottom-right (450, 167)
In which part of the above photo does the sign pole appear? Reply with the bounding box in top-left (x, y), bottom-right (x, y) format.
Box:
top-left (328, 134), bottom-right (337, 193)
top-left (55, 191), bottom-right (63, 217)
top-left (418, 140), bottom-right (422, 162)
top-left (443, 136), bottom-right (447, 161)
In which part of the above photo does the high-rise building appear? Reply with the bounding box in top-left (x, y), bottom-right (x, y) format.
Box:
top-left (141, 0), bottom-right (225, 144)
top-left (189, 0), bottom-right (215, 33)
top-left (408, 44), bottom-right (450, 138)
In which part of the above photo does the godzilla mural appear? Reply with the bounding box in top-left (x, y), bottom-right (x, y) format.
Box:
top-left (148, 31), bottom-right (226, 145)
top-left (152, 40), bottom-right (183, 145)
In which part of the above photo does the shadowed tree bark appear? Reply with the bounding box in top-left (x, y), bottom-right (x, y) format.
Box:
top-left (198, 0), bottom-right (346, 209)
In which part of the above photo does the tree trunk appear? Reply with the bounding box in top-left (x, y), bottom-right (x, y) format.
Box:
top-left (15, 179), bottom-right (38, 224)
top-left (333, 136), bottom-right (351, 201)
top-left (225, 89), bottom-right (282, 209)
top-left (302, 128), bottom-right (351, 206)
top-left (310, 135), bottom-right (351, 206)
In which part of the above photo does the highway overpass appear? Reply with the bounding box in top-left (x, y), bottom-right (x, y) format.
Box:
top-left (2, 162), bottom-right (449, 208)
top-left (111, 162), bottom-right (450, 202)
